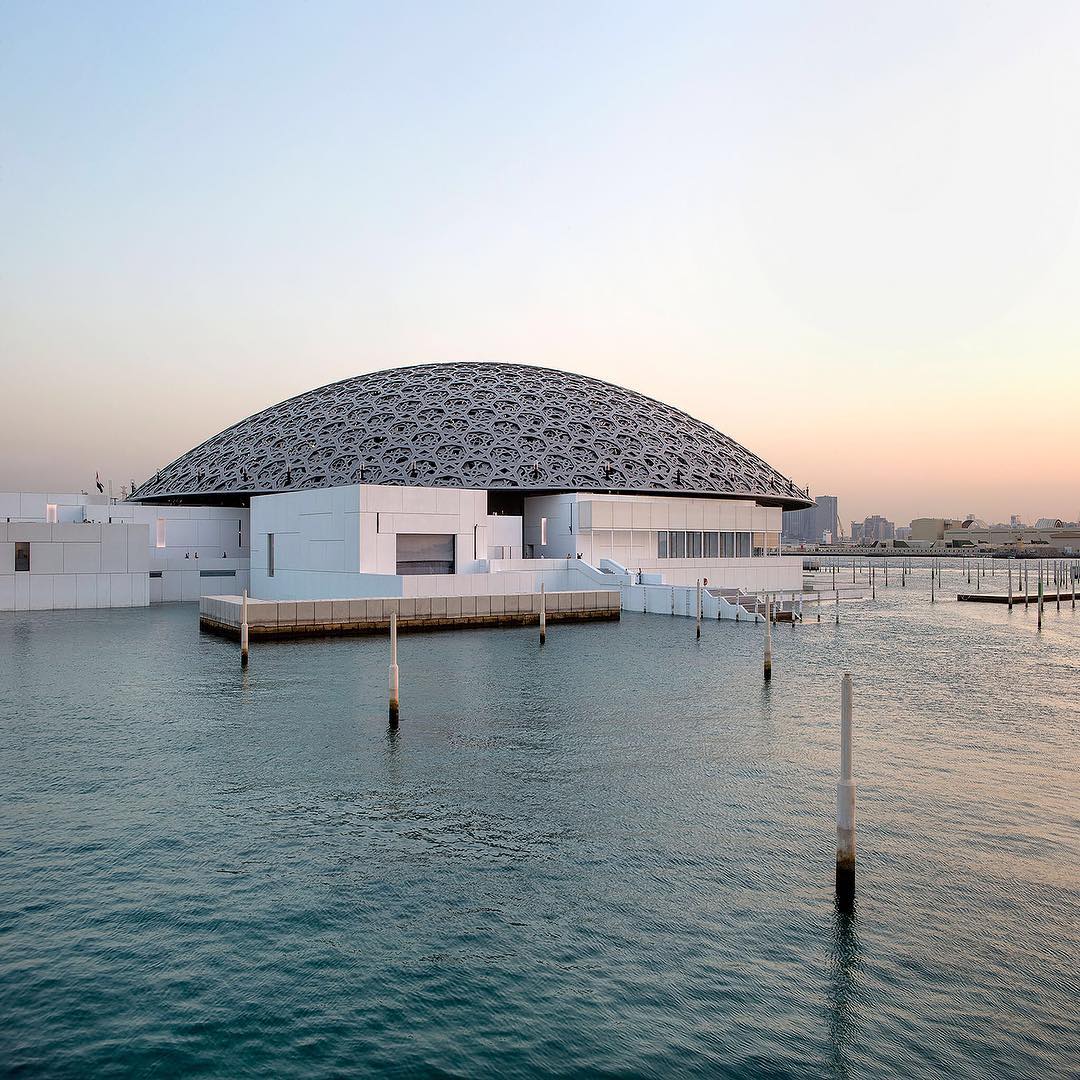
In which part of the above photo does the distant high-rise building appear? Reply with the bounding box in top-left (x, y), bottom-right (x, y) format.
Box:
top-left (860, 515), bottom-right (895, 542)
top-left (1010, 514), bottom-right (1021, 528)
top-left (850, 521), bottom-right (864, 543)
top-left (816, 495), bottom-right (839, 542)
top-left (782, 493), bottom-right (840, 543)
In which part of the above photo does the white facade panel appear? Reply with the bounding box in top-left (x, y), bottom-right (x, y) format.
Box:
top-left (29, 542), bottom-right (64, 575)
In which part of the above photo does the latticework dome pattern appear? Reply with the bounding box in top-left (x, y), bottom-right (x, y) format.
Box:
top-left (131, 363), bottom-right (810, 508)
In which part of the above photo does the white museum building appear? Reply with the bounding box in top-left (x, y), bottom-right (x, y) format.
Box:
top-left (2, 364), bottom-right (811, 615)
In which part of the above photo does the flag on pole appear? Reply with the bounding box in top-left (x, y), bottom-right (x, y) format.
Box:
top-left (95, 471), bottom-right (104, 493)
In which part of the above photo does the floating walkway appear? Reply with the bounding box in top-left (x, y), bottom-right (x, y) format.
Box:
top-left (958, 591), bottom-right (1075, 604)
top-left (200, 590), bottom-right (620, 640)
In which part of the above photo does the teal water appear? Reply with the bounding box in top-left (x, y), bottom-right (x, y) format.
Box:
top-left (1, 567), bottom-right (1077, 1078)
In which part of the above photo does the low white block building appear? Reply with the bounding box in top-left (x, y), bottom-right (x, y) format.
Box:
top-left (0, 491), bottom-right (250, 610)
top-left (0, 519), bottom-right (150, 610)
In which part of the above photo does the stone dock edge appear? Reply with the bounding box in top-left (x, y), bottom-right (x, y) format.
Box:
top-left (199, 591), bottom-right (621, 640)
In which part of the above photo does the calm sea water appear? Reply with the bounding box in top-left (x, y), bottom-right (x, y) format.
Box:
top-left (1, 564), bottom-right (1077, 1078)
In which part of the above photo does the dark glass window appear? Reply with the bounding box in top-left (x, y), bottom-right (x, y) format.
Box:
top-left (704, 532), bottom-right (719, 558)
top-left (721, 532), bottom-right (735, 558)
top-left (736, 532), bottom-right (751, 558)
top-left (15, 542), bottom-right (30, 572)
top-left (396, 533), bottom-right (455, 575)
top-left (267, 533), bottom-right (275, 577)
top-left (657, 531), bottom-right (668, 558)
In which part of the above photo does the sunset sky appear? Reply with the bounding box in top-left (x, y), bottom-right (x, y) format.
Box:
top-left (3, 1), bottom-right (1079, 527)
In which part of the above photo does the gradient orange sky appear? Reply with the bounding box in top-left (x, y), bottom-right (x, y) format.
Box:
top-left (2, 2), bottom-right (1078, 527)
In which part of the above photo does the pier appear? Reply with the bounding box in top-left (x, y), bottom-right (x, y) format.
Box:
top-left (958, 591), bottom-right (1073, 605)
top-left (199, 590), bottom-right (620, 640)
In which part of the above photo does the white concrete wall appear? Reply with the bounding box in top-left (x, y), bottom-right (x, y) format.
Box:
top-left (486, 514), bottom-right (522, 559)
top-left (0, 491), bottom-right (99, 523)
top-left (0, 521), bottom-right (150, 610)
top-left (249, 484), bottom-right (490, 601)
top-left (523, 492), bottom-right (783, 563)
top-left (97, 501), bottom-right (251, 603)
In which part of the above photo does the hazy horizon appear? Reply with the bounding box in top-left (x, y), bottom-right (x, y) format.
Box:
top-left (3, 1), bottom-right (1078, 526)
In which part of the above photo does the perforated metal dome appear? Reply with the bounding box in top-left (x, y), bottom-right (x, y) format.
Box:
top-left (131, 363), bottom-right (811, 508)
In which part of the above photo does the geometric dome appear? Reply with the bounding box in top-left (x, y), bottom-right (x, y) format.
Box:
top-left (131, 363), bottom-right (812, 509)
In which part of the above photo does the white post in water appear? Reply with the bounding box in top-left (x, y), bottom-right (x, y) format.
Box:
top-left (696, 579), bottom-right (702, 640)
top-left (1024, 562), bottom-right (1029, 609)
top-left (1072, 561), bottom-right (1076, 609)
top-left (1007, 562), bottom-right (1013, 611)
top-left (836, 673), bottom-right (856, 904)
top-left (539, 581), bottom-right (547, 645)
top-left (389, 611), bottom-right (400, 725)
top-left (240, 589), bottom-right (250, 667)
top-left (763, 594), bottom-right (773, 680)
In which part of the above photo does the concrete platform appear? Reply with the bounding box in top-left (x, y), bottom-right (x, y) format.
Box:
top-left (199, 591), bottom-right (621, 639)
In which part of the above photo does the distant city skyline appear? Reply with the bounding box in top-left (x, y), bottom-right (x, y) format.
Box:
top-left (2, 2), bottom-right (1078, 524)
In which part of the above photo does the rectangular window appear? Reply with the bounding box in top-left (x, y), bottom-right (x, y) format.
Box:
top-left (657, 531), bottom-right (668, 558)
top-left (238, 519), bottom-right (243, 549)
top-left (736, 532), bottom-right (751, 558)
top-left (156, 517), bottom-right (166, 549)
top-left (753, 531), bottom-right (767, 557)
top-left (688, 531), bottom-right (702, 558)
top-left (721, 531), bottom-right (735, 558)
top-left (267, 533), bottom-right (275, 577)
top-left (704, 531), bottom-right (719, 558)
top-left (540, 516), bottom-right (548, 546)
top-left (46, 503), bottom-right (58, 523)
top-left (396, 533), bottom-right (455, 575)
top-left (149, 571), bottom-right (163, 579)
top-left (200, 569), bottom-right (236, 578)
top-left (673, 530), bottom-right (686, 558)
top-left (767, 531), bottom-right (780, 554)
top-left (15, 541), bottom-right (30, 572)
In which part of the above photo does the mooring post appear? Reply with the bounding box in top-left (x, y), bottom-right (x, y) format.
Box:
top-left (836, 673), bottom-right (856, 905)
top-left (1038, 577), bottom-right (1044, 631)
top-left (696, 579), bottom-right (702, 640)
top-left (389, 611), bottom-right (400, 726)
top-left (763, 594), bottom-right (772, 680)
top-left (835, 588), bottom-right (840, 624)
top-left (931, 568), bottom-right (935, 603)
top-left (1025, 562), bottom-right (1029, 609)
top-left (240, 588), bottom-right (249, 667)
top-left (1072, 560), bottom-right (1076, 609)
top-left (1008, 562), bottom-right (1013, 611)
top-left (540, 581), bottom-right (547, 644)
top-left (1056, 563), bottom-right (1061, 612)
